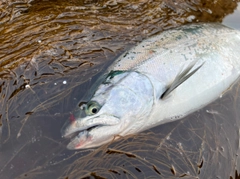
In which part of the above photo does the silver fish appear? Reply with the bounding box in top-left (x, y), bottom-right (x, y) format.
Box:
top-left (61, 23), bottom-right (240, 150)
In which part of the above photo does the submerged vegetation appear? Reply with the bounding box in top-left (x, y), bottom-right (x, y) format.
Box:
top-left (0, 0), bottom-right (240, 178)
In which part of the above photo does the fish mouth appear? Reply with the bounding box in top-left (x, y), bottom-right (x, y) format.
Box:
top-left (63, 124), bottom-right (103, 139)
top-left (61, 114), bottom-right (120, 149)
top-left (63, 124), bottom-right (104, 150)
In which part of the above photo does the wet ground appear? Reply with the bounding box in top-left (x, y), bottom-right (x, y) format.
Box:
top-left (0, 0), bottom-right (240, 178)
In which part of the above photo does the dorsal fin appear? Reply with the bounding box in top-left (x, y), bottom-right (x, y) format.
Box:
top-left (160, 61), bottom-right (205, 99)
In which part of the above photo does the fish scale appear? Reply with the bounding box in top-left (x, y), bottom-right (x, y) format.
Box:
top-left (111, 24), bottom-right (240, 74)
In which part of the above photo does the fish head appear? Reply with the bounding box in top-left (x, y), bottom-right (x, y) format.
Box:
top-left (61, 71), bottom-right (154, 149)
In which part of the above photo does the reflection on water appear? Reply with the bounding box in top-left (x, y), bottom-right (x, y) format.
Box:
top-left (223, 2), bottom-right (240, 29)
top-left (0, 0), bottom-right (240, 179)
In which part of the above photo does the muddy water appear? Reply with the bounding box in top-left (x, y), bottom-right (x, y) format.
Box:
top-left (0, 0), bottom-right (240, 179)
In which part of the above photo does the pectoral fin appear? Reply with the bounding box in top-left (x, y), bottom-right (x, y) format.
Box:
top-left (160, 61), bottom-right (205, 99)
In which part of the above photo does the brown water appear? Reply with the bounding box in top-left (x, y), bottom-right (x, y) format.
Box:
top-left (0, 0), bottom-right (240, 179)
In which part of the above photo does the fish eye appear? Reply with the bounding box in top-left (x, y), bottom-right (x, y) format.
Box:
top-left (91, 108), bottom-right (98, 114)
top-left (86, 101), bottom-right (101, 115)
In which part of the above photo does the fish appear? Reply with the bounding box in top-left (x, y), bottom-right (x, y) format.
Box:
top-left (61, 23), bottom-right (240, 150)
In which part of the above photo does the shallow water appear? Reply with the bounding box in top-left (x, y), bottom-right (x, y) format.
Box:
top-left (0, 0), bottom-right (240, 179)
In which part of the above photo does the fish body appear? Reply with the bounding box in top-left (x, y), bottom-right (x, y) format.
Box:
top-left (62, 23), bottom-right (240, 150)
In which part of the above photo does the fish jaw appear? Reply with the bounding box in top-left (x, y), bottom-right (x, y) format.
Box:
top-left (62, 114), bottom-right (121, 149)
top-left (66, 130), bottom-right (92, 150)
top-left (66, 125), bottom-right (121, 149)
